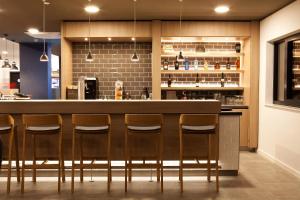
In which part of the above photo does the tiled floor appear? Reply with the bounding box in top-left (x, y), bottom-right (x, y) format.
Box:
top-left (1, 152), bottom-right (300, 199)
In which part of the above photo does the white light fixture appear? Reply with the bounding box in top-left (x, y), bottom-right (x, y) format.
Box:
top-left (40, 0), bottom-right (49, 62)
top-left (27, 28), bottom-right (40, 34)
top-left (131, 0), bottom-right (139, 62)
top-left (84, 37), bottom-right (88, 41)
top-left (214, 5), bottom-right (230, 14)
top-left (177, 0), bottom-right (184, 62)
top-left (108, 37), bottom-right (112, 41)
top-left (84, 0), bottom-right (100, 14)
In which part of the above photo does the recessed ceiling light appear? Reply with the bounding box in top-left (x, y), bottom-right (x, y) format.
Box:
top-left (214, 5), bottom-right (230, 14)
top-left (27, 28), bottom-right (39, 34)
top-left (84, 5), bottom-right (100, 14)
top-left (108, 37), bottom-right (112, 41)
top-left (84, 37), bottom-right (88, 41)
top-left (131, 37), bottom-right (135, 41)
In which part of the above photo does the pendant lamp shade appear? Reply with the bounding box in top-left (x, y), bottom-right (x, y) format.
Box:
top-left (86, 51), bottom-right (93, 62)
top-left (131, 52), bottom-right (139, 62)
top-left (177, 51), bottom-right (184, 62)
top-left (40, 52), bottom-right (49, 62)
top-left (2, 59), bottom-right (11, 68)
top-left (40, 0), bottom-right (49, 62)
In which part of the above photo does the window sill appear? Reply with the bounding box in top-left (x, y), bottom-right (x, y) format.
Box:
top-left (265, 103), bottom-right (300, 113)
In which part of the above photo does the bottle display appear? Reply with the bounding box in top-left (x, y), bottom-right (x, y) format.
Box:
top-left (115, 80), bottom-right (123, 100)
top-left (235, 57), bottom-right (240, 70)
top-left (175, 56), bottom-right (180, 70)
top-left (221, 73), bottom-right (225, 87)
top-left (195, 74), bottom-right (200, 87)
top-left (226, 58), bottom-right (231, 70)
top-left (184, 57), bottom-right (189, 70)
top-left (194, 59), bottom-right (199, 70)
top-left (214, 61), bottom-right (220, 70)
top-left (204, 60), bottom-right (208, 70)
top-left (235, 43), bottom-right (241, 53)
top-left (168, 75), bottom-right (172, 87)
top-left (163, 59), bottom-right (169, 70)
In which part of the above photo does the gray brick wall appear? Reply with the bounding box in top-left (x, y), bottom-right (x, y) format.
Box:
top-left (72, 42), bottom-right (152, 99)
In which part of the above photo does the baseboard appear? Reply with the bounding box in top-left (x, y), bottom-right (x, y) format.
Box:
top-left (257, 149), bottom-right (300, 179)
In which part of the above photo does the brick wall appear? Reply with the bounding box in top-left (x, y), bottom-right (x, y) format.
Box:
top-left (72, 42), bottom-right (152, 99)
top-left (161, 42), bottom-right (240, 84)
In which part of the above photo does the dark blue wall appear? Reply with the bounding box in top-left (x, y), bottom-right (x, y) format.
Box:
top-left (20, 43), bottom-right (52, 99)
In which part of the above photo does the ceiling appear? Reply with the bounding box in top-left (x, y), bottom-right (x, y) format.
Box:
top-left (0, 0), bottom-right (295, 42)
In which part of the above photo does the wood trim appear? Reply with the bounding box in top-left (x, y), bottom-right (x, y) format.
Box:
top-left (152, 20), bottom-right (162, 100)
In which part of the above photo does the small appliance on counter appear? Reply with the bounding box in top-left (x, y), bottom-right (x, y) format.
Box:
top-left (78, 76), bottom-right (98, 100)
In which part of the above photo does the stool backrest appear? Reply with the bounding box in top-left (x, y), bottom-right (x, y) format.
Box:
top-left (125, 114), bottom-right (162, 126)
top-left (0, 114), bottom-right (13, 126)
top-left (72, 114), bottom-right (111, 126)
top-left (22, 114), bottom-right (62, 127)
top-left (179, 114), bottom-right (218, 126)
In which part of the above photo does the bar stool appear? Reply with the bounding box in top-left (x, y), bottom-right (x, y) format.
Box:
top-left (71, 114), bottom-right (111, 193)
top-left (124, 114), bottom-right (163, 193)
top-left (0, 114), bottom-right (20, 193)
top-left (21, 114), bottom-right (65, 193)
top-left (179, 114), bottom-right (219, 193)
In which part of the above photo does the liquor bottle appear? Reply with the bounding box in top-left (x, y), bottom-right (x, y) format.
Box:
top-left (163, 59), bottom-right (169, 70)
top-left (168, 75), bottom-right (172, 87)
top-left (194, 59), bottom-right (199, 70)
top-left (195, 74), bottom-right (200, 87)
top-left (235, 57), bottom-right (240, 70)
top-left (214, 61), bottom-right (220, 70)
top-left (182, 91), bottom-right (187, 100)
top-left (226, 58), bottom-right (231, 70)
top-left (235, 43), bottom-right (241, 53)
top-left (175, 56), bottom-right (180, 70)
top-left (221, 72), bottom-right (225, 87)
top-left (184, 57), bottom-right (189, 70)
top-left (204, 60), bottom-right (208, 70)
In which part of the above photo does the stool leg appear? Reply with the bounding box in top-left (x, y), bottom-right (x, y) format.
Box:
top-left (179, 128), bottom-right (183, 193)
top-left (107, 132), bottom-right (111, 192)
top-left (160, 132), bottom-right (163, 193)
top-left (32, 135), bottom-right (36, 183)
top-left (125, 129), bottom-right (128, 193)
top-left (208, 135), bottom-right (211, 182)
top-left (58, 130), bottom-right (62, 193)
top-left (216, 125), bottom-right (220, 192)
top-left (128, 159), bottom-right (132, 182)
top-left (71, 130), bottom-right (75, 193)
top-left (61, 135), bottom-right (65, 183)
top-left (21, 131), bottom-right (26, 193)
top-left (156, 136), bottom-right (160, 182)
top-left (14, 128), bottom-right (20, 183)
top-left (80, 134), bottom-right (83, 183)
top-left (6, 129), bottom-right (14, 194)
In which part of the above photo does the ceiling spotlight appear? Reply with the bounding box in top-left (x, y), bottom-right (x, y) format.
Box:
top-left (131, 37), bottom-right (135, 41)
top-left (84, 5), bottom-right (100, 14)
top-left (27, 28), bottom-right (40, 34)
top-left (2, 50), bottom-right (8, 55)
top-left (84, 37), bottom-right (88, 41)
top-left (108, 37), bottom-right (112, 41)
top-left (214, 5), bottom-right (230, 14)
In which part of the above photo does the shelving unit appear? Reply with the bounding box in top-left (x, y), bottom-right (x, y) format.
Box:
top-left (161, 86), bottom-right (244, 91)
top-left (161, 51), bottom-right (244, 58)
top-left (161, 69), bottom-right (244, 74)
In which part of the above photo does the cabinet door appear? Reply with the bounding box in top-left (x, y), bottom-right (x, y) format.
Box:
top-left (234, 109), bottom-right (249, 147)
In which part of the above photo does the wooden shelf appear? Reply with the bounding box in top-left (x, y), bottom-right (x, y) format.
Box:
top-left (161, 87), bottom-right (244, 91)
top-left (161, 69), bottom-right (244, 74)
top-left (161, 51), bottom-right (244, 58)
top-left (293, 70), bottom-right (300, 74)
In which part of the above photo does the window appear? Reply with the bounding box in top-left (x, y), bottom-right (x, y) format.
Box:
top-left (273, 33), bottom-right (300, 107)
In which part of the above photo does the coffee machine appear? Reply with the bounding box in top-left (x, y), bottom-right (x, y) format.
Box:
top-left (78, 77), bottom-right (98, 100)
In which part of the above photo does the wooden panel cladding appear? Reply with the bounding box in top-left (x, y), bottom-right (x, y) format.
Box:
top-left (161, 21), bottom-right (252, 37)
top-left (152, 20), bottom-right (162, 100)
top-left (63, 21), bottom-right (152, 39)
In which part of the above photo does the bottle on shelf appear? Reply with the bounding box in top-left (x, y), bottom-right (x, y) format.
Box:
top-left (235, 43), bottom-right (241, 53)
top-left (182, 91), bottom-right (187, 100)
top-left (235, 57), bottom-right (240, 70)
top-left (226, 58), bottom-right (231, 70)
top-left (194, 58), bottom-right (199, 70)
top-left (168, 75), bottom-right (172, 87)
top-left (204, 60), bottom-right (209, 70)
top-left (221, 72), bottom-right (225, 87)
top-left (214, 61), bottom-right (220, 70)
top-left (175, 56), bottom-right (180, 70)
top-left (184, 57), bottom-right (189, 70)
top-left (163, 59), bottom-right (169, 70)
top-left (195, 74), bottom-right (200, 87)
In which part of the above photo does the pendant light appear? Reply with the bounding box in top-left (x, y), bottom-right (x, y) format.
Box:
top-left (40, 0), bottom-right (49, 62)
top-left (85, 0), bottom-right (94, 62)
top-left (11, 40), bottom-right (18, 70)
top-left (177, 0), bottom-right (184, 62)
top-left (131, 0), bottom-right (139, 62)
top-left (1, 35), bottom-right (11, 69)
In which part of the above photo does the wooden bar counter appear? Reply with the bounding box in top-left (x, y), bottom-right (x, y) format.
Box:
top-left (0, 100), bottom-right (241, 173)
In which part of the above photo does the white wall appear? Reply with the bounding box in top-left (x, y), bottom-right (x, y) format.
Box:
top-left (0, 39), bottom-right (20, 69)
top-left (259, 0), bottom-right (300, 175)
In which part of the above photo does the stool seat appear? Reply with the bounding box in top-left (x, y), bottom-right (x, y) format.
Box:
top-left (0, 126), bottom-right (11, 131)
top-left (75, 125), bottom-right (109, 131)
top-left (128, 125), bottom-right (161, 131)
top-left (26, 125), bottom-right (60, 131)
top-left (182, 125), bottom-right (215, 131)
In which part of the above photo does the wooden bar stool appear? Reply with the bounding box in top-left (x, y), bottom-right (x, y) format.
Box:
top-left (0, 114), bottom-right (20, 193)
top-left (21, 114), bottom-right (65, 193)
top-left (179, 114), bottom-right (220, 193)
top-left (124, 114), bottom-right (163, 193)
top-left (71, 114), bottom-right (112, 193)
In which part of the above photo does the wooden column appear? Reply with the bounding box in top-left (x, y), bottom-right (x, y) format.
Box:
top-left (152, 20), bottom-right (162, 100)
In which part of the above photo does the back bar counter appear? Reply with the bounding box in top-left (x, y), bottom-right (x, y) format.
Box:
top-left (0, 100), bottom-right (241, 174)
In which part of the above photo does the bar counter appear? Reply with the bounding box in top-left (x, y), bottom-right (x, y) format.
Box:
top-left (0, 100), bottom-right (242, 173)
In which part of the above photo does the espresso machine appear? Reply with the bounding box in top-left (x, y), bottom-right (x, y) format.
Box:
top-left (78, 77), bottom-right (98, 100)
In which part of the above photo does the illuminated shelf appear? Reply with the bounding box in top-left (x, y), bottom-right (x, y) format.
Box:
top-left (161, 87), bottom-right (244, 91)
top-left (161, 51), bottom-right (244, 58)
top-left (293, 70), bottom-right (300, 74)
top-left (161, 69), bottom-right (244, 74)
